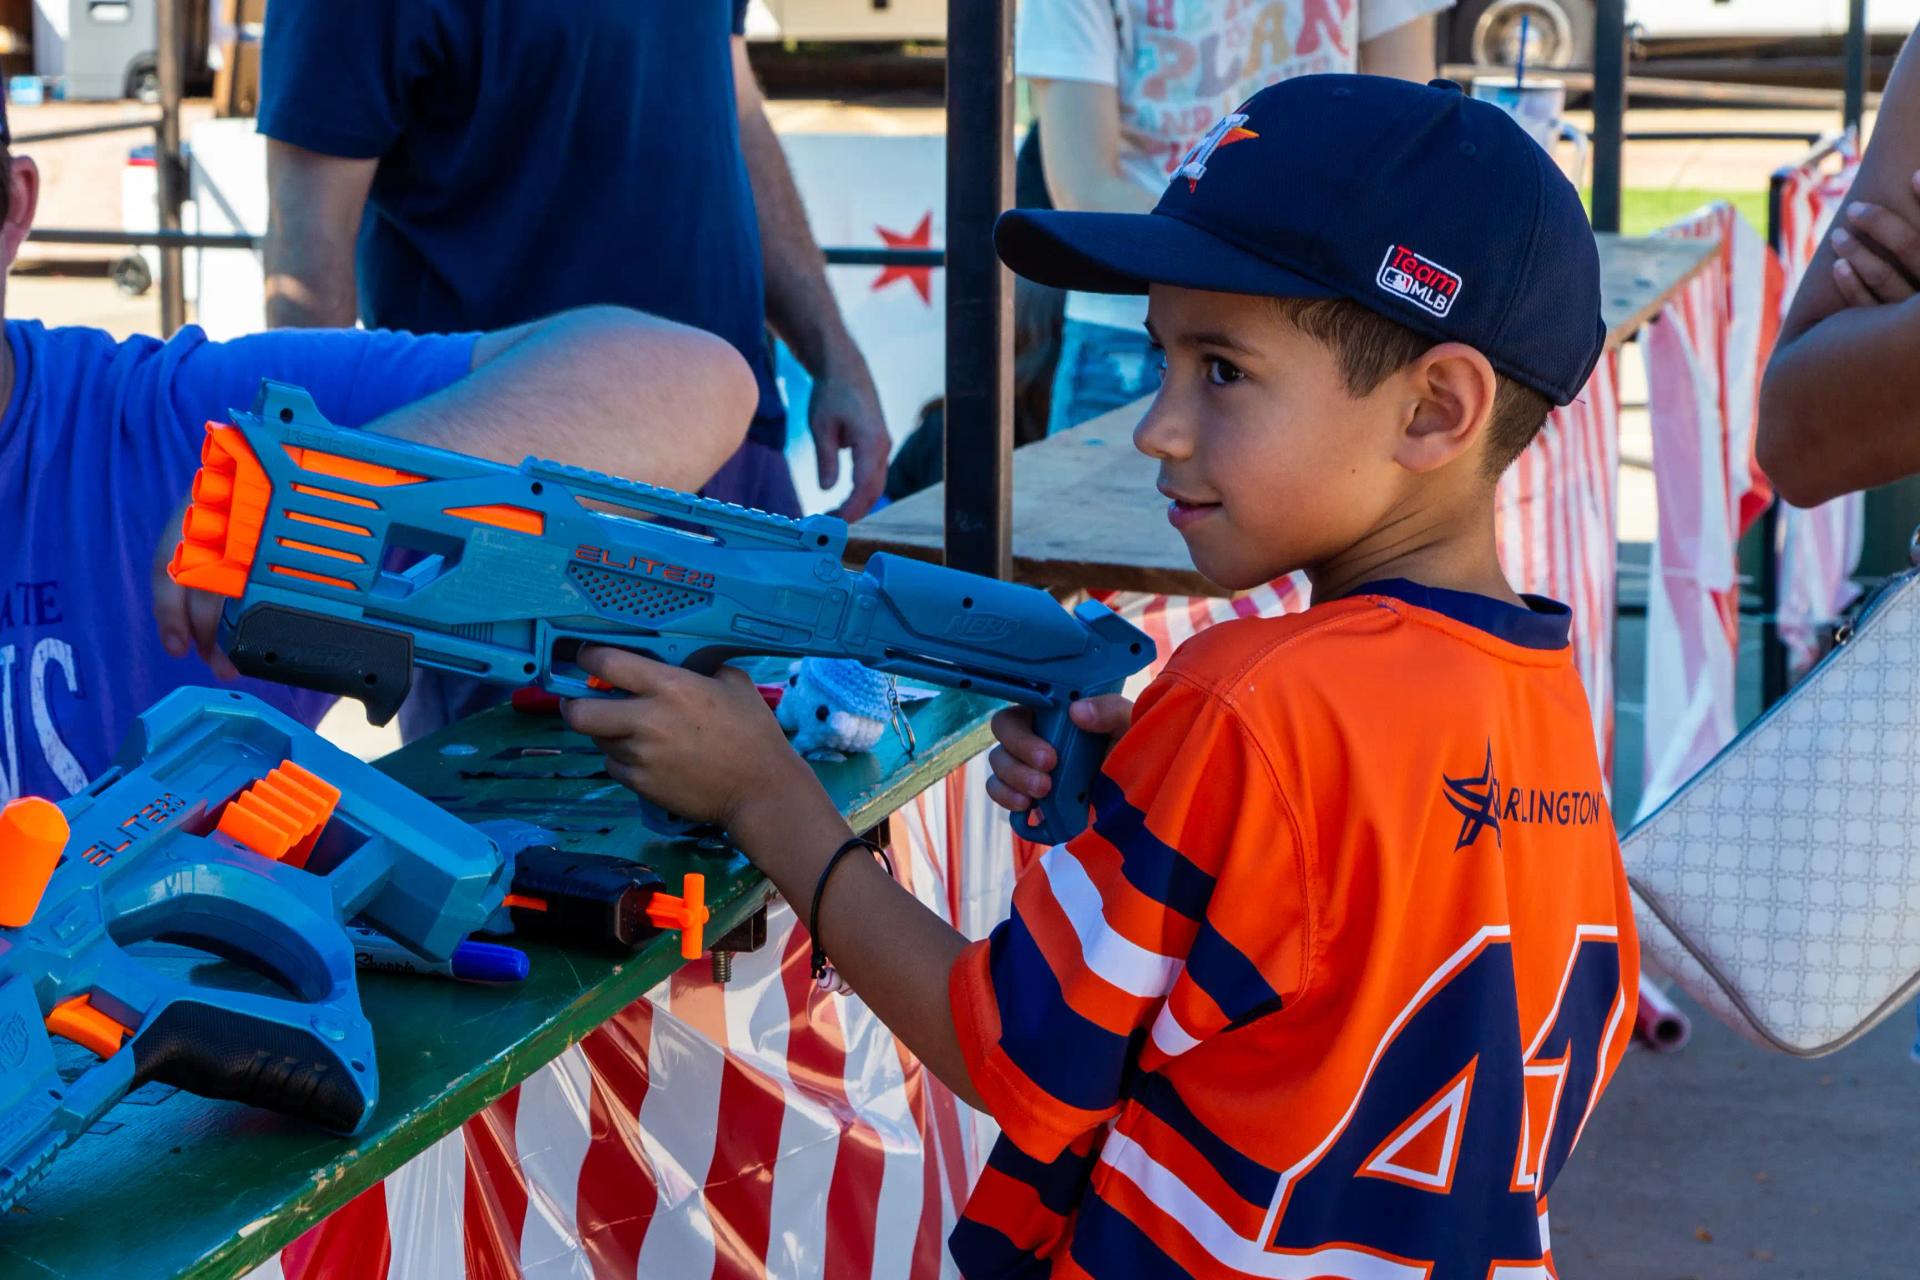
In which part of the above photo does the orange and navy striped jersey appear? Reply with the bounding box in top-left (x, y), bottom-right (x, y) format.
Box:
top-left (948, 580), bottom-right (1639, 1279)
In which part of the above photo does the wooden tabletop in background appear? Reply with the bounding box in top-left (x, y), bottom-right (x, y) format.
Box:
top-left (850, 232), bottom-right (1719, 599)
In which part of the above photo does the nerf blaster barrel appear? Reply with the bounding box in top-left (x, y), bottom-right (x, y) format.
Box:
top-left (0, 689), bottom-right (510, 1213)
top-left (168, 382), bottom-right (1156, 843)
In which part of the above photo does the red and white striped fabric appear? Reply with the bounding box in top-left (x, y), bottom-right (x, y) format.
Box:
top-left (1639, 203), bottom-right (1781, 816)
top-left (1774, 134), bottom-right (1867, 676)
top-left (1496, 352), bottom-right (1624, 774)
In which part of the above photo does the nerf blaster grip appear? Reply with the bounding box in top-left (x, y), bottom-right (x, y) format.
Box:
top-left (169, 382), bottom-right (1157, 843)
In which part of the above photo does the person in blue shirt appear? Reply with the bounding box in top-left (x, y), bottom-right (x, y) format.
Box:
top-left (0, 122), bottom-right (758, 807)
top-left (256, 0), bottom-right (890, 523)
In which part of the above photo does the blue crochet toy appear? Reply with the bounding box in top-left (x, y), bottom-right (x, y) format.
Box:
top-left (777, 658), bottom-right (893, 759)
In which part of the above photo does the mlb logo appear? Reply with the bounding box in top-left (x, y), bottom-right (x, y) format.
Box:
top-left (1377, 245), bottom-right (1463, 318)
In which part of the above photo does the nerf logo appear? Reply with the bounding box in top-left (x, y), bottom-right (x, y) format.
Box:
top-left (945, 614), bottom-right (1016, 642)
top-left (574, 545), bottom-right (716, 592)
top-left (1377, 245), bottom-right (1462, 318)
top-left (0, 1013), bottom-right (26, 1069)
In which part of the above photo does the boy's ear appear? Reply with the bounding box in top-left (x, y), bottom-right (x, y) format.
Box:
top-left (1391, 343), bottom-right (1499, 475)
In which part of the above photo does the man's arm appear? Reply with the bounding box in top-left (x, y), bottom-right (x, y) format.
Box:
top-left (154, 308), bottom-right (757, 669)
top-left (1031, 78), bottom-right (1156, 214)
top-left (264, 140), bottom-right (375, 330)
top-left (730, 37), bottom-right (890, 519)
top-left (1358, 13), bottom-right (1438, 80)
top-left (1760, 28), bottom-right (1920, 506)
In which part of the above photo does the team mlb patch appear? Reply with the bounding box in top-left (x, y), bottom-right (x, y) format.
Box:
top-left (1377, 244), bottom-right (1463, 318)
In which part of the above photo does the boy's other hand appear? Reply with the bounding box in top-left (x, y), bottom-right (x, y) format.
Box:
top-left (151, 497), bottom-right (240, 680)
top-left (560, 646), bottom-right (812, 829)
top-left (985, 694), bottom-right (1134, 814)
top-left (1829, 173), bottom-right (1920, 306)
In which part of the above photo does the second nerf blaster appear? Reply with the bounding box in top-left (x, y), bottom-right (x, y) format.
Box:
top-left (0, 688), bottom-right (512, 1213)
top-left (168, 382), bottom-right (1156, 843)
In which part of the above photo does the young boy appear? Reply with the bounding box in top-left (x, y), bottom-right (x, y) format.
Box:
top-left (561, 75), bottom-right (1638, 1277)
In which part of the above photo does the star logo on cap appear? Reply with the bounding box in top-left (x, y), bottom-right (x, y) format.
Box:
top-left (1173, 113), bottom-right (1259, 192)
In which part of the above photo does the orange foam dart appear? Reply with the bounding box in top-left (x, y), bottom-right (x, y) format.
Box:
top-left (45, 995), bottom-right (129, 1059)
top-left (645, 873), bottom-right (709, 960)
top-left (168, 423), bottom-right (272, 599)
top-left (0, 797), bottom-right (69, 927)
top-left (216, 760), bottom-right (341, 867)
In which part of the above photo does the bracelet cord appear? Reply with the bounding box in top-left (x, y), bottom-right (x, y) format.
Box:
top-left (809, 836), bottom-right (893, 981)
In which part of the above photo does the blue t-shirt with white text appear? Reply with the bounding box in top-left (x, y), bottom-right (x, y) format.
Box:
top-left (0, 319), bottom-right (474, 803)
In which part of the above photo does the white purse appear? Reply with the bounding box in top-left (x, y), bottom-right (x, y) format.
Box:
top-left (1624, 554), bottom-right (1920, 1056)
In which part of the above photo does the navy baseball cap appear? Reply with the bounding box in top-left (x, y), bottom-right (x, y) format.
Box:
top-left (996, 75), bottom-right (1604, 406)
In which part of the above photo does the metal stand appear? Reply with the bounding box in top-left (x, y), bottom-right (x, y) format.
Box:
top-left (1844, 0), bottom-right (1869, 134)
top-left (155, 0), bottom-right (186, 336)
top-left (941, 0), bottom-right (1013, 580)
top-left (1590, 0), bottom-right (1627, 234)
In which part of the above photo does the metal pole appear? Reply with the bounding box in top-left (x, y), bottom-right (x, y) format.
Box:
top-left (1844, 0), bottom-right (1869, 133)
top-left (942, 0), bottom-right (1014, 579)
top-left (1590, 0), bottom-right (1627, 233)
top-left (155, 0), bottom-right (186, 336)
top-left (1759, 168), bottom-right (1792, 707)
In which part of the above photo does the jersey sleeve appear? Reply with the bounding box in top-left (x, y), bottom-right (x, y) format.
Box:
top-left (1015, 0), bottom-right (1122, 87)
top-left (950, 672), bottom-right (1314, 1162)
top-left (258, 0), bottom-right (446, 158)
top-left (157, 326), bottom-right (478, 439)
top-left (1357, 0), bottom-right (1455, 44)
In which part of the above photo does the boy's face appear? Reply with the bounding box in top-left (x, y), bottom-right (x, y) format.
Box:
top-left (1136, 284), bottom-right (1417, 592)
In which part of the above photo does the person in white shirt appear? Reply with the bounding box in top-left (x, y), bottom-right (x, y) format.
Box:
top-left (1020, 0), bottom-right (1455, 433)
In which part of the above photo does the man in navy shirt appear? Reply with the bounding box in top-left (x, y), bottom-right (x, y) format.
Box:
top-left (256, 0), bottom-right (889, 523)
top-left (0, 116), bottom-right (758, 805)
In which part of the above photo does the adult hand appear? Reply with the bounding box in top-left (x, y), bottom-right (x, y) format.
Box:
top-left (984, 694), bottom-right (1135, 814)
top-left (151, 497), bottom-right (239, 680)
top-left (1828, 170), bottom-right (1920, 306)
top-left (808, 349), bottom-right (890, 521)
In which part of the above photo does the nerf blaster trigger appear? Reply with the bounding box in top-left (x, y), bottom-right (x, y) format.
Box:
top-left (167, 381), bottom-right (1156, 841)
top-left (0, 688), bottom-right (508, 1213)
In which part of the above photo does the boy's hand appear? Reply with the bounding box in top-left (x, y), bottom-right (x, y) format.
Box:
top-left (985, 694), bottom-right (1133, 814)
top-left (1829, 171), bottom-right (1920, 306)
top-left (151, 497), bottom-right (239, 679)
top-left (560, 646), bottom-right (812, 829)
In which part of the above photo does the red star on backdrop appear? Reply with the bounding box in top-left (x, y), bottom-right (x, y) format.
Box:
top-left (872, 212), bottom-right (934, 305)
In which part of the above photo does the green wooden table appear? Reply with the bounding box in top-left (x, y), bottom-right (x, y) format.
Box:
top-left (1, 691), bottom-right (996, 1280)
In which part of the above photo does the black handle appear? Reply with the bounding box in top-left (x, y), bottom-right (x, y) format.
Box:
top-left (224, 603), bottom-right (415, 725)
top-left (509, 847), bottom-right (664, 954)
top-left (131, 1000), bottom-right (370, 1134)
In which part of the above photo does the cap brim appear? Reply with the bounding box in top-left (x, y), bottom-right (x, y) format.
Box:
top-left (996, 208), bottom-right (1342, 301)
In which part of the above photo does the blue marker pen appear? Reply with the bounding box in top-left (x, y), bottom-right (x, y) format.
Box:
top-left (348, 925), bottom-right (530, 983)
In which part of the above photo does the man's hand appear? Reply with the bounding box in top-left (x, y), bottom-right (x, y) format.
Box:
top-left (1828, 171), bottom-right (1920, 307)
top-left (151, 499), bottom-right (239, 680)
top-left (809, 352), bottom-right (890, 520)
top-left (560, 646), bottom-right (815, 829)
top-left (985, 694), bottom-right (1134, 814)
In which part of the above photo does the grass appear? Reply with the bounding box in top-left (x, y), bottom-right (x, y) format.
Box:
top-left (1600, 187), bottom-right (1774, 236)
